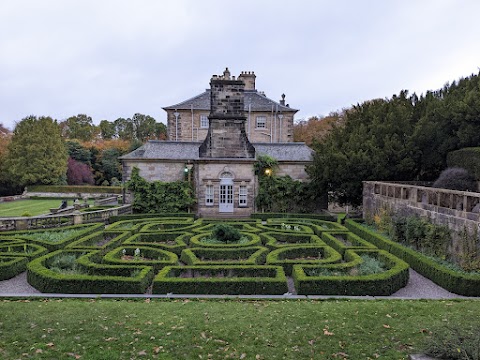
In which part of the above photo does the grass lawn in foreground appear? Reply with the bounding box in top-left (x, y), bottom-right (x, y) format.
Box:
top-left (0, 299), bottom-right (478, 359)
top-left (0, 199), bottom-right (93, 217)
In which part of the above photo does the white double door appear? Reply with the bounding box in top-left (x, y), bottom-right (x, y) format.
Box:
top-left (219, 179), bottom-right (234, 213)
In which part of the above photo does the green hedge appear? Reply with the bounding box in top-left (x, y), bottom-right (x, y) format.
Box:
top-left (140, 220), bottom-right (199, 233)
top-left (103, 246), bottom-right (178, 271)
top-left (266, 245), bottom-right (342, 275)
top-left (180, 247), bottom-right (269, 266)
top-left (189, 232), bottom-right (262, 248)
top-left (65, 231), bottom-right (131, 251)
top-left (266, 218), bottom-right (348, 236)
top-left (0, 243), bottom-right (48, 261)
top-left (107, 217), bottom-right (194, 232)
top-left (256, 222), bottom-right (314, 234)
top-left (321, 231), bottom-right (377, 255)
top-left (108, 213), bottom-right (195, 223)
top-left (28, 185), bottom-right (122, 194)
top-left (447, 147), bottom-right (480, 180)
top-left (0, 223), bottom-right (104, 251)
top-left (260, 232), bottom-right (325, 250)
top-left (0, 256), bottom-right (29, 280)
top-left (251, 213), bottom-right (335, 222)
top-left (192, 222), bottom-right (261, 234)
top-left (293, 249), bottom-right (409, 296)
top-left (123, 232), bottom-right (190, 255)
top-left (345, 219), bottom-right (480, 296)
top-left (27, 250), bottom-right (154, 294)
top-left (152, 265), bottom-right (288, 295)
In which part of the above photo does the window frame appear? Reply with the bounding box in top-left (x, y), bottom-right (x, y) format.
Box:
top-left (238, 185), bottom-right (247, 207)
top-left (255, 116), bottom-right (267, 129)
top-left (200, 115), bottom-right (209, 129)
top-left (205, 184), bottom-right (214, 206)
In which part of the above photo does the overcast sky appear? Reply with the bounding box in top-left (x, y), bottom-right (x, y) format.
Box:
top-left (1, 0), bottom-right (479, 130)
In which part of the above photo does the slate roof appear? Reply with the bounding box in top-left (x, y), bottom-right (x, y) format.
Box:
top-left (121, 141), bottom-right (313, 162)
top-left (163, 90), bottom-right (298, 113)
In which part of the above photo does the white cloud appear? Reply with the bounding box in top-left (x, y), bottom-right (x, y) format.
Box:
top-left (1, 0), bottom-right (480, 129)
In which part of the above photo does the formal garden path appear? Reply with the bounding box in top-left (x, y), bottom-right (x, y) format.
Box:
top-left (0, 268), bottom-right (469, 299)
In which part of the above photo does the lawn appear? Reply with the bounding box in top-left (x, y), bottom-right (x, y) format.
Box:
top-left (0, 298), bottom-right (478, 359)
top-left (0, 199), bottom-right (91, 217)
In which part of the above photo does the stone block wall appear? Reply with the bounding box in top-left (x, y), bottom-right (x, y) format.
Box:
top-left (363, 181), bottom-right (480, 256)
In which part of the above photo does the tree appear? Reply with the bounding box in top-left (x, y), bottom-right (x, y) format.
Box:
top-left (5, 116), bottom-right (68, 186)
top-left (132, 113), bottom-right (157, 142)
top-left (114, 117), bottom-right (134, 141)
top-left (66, 157), bottom-right (94, 185)
top-left (293, 113), bottom-right (344, 145)
top-left (99, 120), bottom-right (116, 140)
top-left (62, 114), bottom-right (95, 141)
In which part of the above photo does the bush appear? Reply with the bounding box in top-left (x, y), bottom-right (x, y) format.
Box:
top-left (447, 147), bottom-right (480, 181)
top-left (432, 167), bottom-right (477, 192)
top-left (423, 323), bottom-right (480, 360)
top-left (211, 223), bottom-right (242, 243)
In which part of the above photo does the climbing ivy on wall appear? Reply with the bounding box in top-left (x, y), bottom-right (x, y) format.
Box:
top-left (254, 155), bottom-right (320, 213)
top-left (126, 167), bottom-right (196, 213)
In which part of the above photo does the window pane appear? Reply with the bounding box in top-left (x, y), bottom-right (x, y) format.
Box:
top-left (256, 116), bottom-right (266, 129)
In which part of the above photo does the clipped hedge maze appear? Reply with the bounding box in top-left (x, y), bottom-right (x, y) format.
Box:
top-left (0, 217), bottom-right (414, 295)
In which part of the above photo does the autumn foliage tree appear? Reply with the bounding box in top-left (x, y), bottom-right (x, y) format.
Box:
top-left (66, 158), bottom-right (95, 185)
top-left (293, 113), bottom-right (344, 146)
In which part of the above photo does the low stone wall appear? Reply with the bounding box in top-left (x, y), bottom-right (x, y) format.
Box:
top-left (0, 204), bottom-right (132, 231)
top-left (26, 192), bottom-right (119, 199)
top-left (0, 194), bottom-right (25, 203)
top-left (363, 181), bottom-right (480, 254)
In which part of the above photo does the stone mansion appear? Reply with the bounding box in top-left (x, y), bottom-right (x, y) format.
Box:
top-left (121, 68), bottom-right (313, 217)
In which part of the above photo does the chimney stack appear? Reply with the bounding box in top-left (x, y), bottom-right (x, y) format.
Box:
top-left (238, 71), bottom-right (256, 90)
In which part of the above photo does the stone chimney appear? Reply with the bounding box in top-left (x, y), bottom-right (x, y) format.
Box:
top-left (199, 69), bottom-right (255, 158)
top-left (238, 71), bottom-right (256, 90)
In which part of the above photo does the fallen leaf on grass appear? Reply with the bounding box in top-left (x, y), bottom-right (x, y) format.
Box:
top-left (153, 346), bottom-right (163, 354)
top-left (323, 328), bottom-right (334, 336)
top-left (67, 353), bottom-right (81, 359)
top-left (383, 324), bottom-right (391, 329)
top-left (138, 350), bottom-right (147, 356)
top-left (46, 343), bottom-right (55, 347)
top-left (240, 353), bottom-right (246, 359)
top-left (35, 349), bottom-right (43, 354)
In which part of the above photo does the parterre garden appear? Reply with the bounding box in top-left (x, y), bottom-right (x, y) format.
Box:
top-left (1, 214), bottom-right (479, 296)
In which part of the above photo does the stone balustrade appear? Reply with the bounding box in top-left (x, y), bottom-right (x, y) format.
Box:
top-left (0, 204), bottom-right (132, 231)
top-left (363, 181), bottom-right (480, 241)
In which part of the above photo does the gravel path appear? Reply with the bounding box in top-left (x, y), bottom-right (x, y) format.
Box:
top-left (0, 268), bottom-right (473, 299)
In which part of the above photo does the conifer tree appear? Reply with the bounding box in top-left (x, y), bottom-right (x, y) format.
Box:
top-left (5, 116), bottom-right (68, 186)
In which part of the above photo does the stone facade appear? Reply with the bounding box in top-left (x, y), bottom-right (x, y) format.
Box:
top-left (121, 69), bottom-right (313, 217)
top-left (164, 68), bottom-right (296, 143)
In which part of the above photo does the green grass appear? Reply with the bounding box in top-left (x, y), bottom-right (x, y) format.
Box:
top-left (0, 299), bottom-right (478, 359)
top-left (0, 199), bottom-right (94, 217)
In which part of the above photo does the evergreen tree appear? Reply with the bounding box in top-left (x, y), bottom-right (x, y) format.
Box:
top-left (5, 116), bottom-right (68, 187)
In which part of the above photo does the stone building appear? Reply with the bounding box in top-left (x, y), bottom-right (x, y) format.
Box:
top-left (121, 68), bottom-right (313, 217)
top-left (163, 68), bottom-right (297, 143)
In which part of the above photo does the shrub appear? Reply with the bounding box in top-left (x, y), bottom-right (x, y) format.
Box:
top-left (211, 223), bottom-right (242, 243)
top-left (432, 167), bottom-right (477, 192)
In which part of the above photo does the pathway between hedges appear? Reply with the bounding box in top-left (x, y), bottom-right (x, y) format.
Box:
top-left (0, 269), bottom-right (474, 299)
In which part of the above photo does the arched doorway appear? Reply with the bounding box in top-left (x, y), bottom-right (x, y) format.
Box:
top-left (219, 171), bottom-right (234, 213)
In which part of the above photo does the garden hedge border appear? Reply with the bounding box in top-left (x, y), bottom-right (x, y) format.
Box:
top-left (260, 232), bottom-right (325, 250)
top-left (293, 249), bottom-right (409, 296)
top-left (180, 246), bottom-right (269, 266)
top-left (28, 185), bottom-right (122, 194)
top-left (192, 222), bottom-right (261, 234)
top-left (189, 232), bottom-right (262, 248)
top-left (345, 219), bottom-right (480, 296)
top-left (320, 231), bottom-right (377, 255)
top-left (65, 231), bottom-right (131, 251)
top-left (0, 223), bottom-right (104, 251)
top-left (152, 265), bottom-right (288, 295)
top-left (266, 245), bottom-right (342, 275)
top-left (251, 213), bottom-right (335, 221)
top-left (27, 250), bottom-right (154, 294)
top-left (266, 218), bottom-right (348, 236)
top-left (0, 256), bottom-right (29, 280)
top-left (108, 213), bottom-right (195, 223)
top-left (103, 246), bottom-right (178, 271)
top-left (123, 232), bottom-right (190, 255)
